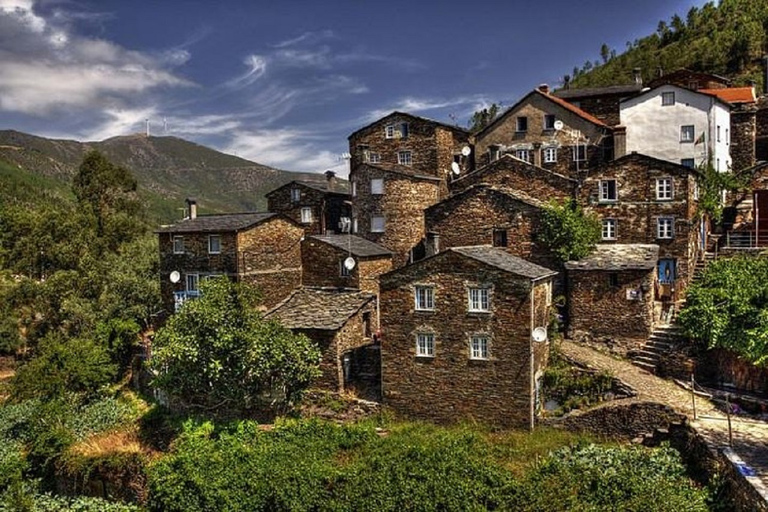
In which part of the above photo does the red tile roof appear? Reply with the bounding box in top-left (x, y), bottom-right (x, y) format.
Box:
top-left (700, 87), bottom-right (756, 104)
top-left (535, 90), bottom-right (609, 127)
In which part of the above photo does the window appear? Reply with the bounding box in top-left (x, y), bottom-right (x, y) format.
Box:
top-left (716, 158), bottom-right (720, 171)
top-left (291, 187), bottom-right (301, 203)
top-left (681, 158), bottom-right (695, 169)
top-left (544, 114), bottom-right (556, 130)
top-left (468, 287), bottom-right (490, 312)
top-left (363, 311), bottom-right (372, 338)
top-left (609, 273), bottom-right (619, 288)
top-left (573, 144), bottom-right (586, 162)
top-left (515, 149), bottom-right (530, 162)
top-left (694, 180), bottom-right (700, 201)
top-left (717, 125), bottom-right (721, 143)
top-left (173, 236), bottom-right (184, 254)
top-left (599, 179), bottom-right (617, 202)
top-left (661, 91), bottom-right (675, 106)
top-left (351, 181), bottom-right (357, 197)
top-left (370, 178), bottom-right (384, 195)
top-left (602, 219), bottom-right (616, 240)
top-left (385, 124), bottom-right (395, 138)
top-left (340, 258), bottom-right (351, 277)
top-left (726, 128), bottom-right (730, 145)
top-left (208, 235), bottom-right (221, 254)
top-left (470, 335), bottom-right (489, 360)
top-left (516, 116), bottom-right (528, 132)
top-left (656, 178), bottom-right (673, 200)
top-left (186, 273), bottom-right (199, 292)
top-left (399, 122), bottom-right (409, 138)
top-left (680, 125), bottom-right (695, 143)
top-left (493, 229), bottom-right (508, 247)
top-left (301, 207), bottom-right (313, 224)
top-left (489, 145), bottom-right (501, 162)
top-left (416, 333), bottom-right (435, 357)
top-left (657, 218), bottom-right (674, 239)
top-left (385, 123), bottom-right (409, 139)
top-left (414, 285), bottom-right (434, 311)
top-left (543, 146), bottom-right (557, 163)
top-left (371, 215), bottom-right (385, 233)
top-left (369, 152), bottom-right (381, 163)
top-left (397, 151), bottom-right (412, 166)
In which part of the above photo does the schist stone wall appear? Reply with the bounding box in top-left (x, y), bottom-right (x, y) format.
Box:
top-left (730, 106), bottom-right (757, 172)
top-left (379, 251), bottom-right (552, 429)
top-left (267, 183), bottom-right (350, 236)
top-left (580, 155), bottom-right (701, 296)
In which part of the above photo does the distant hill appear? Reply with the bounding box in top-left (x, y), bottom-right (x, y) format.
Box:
top-left (0, 130), bottom-right (331, 222)
top-left (567, 0), bottom-right (768, 92)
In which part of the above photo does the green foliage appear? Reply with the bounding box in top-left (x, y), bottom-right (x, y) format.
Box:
top-left (468, 103), bottom-right (501, 133)
top-left (0, 480), bottom-right (140, 512)
top-left (697, 160), bottom-right (746, 223)
top-left (543, 351), bottom-right (615, 414)
top-left (678, 256), bottom-right (768, 364)
top-left (538, 198), bottom-right (601, 263)
top-left (149, 278), bottom-right (321, 413)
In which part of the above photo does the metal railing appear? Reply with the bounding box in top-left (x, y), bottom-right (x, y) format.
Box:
top-left (721, 230), bottom-right (768, 249)
top-left (173, 290), bottom-right (200, 312)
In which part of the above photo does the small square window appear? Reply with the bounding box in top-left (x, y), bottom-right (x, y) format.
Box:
top-left (371, 178), bottom-right (384, 195)
top-left (470, 335), bottom-right (489, 360)
top-left (661, 92), bottom-right (675, 106)
top-left (468, 287), bottom-right (490, 312)
top-left (680, 125), bottom-right (695, 143)
top-left (173, 236), bottom-right (184, 254)
top-left (599, 179), bottom-right (617, 202)
top-left (543, 147), bottom-right (557, 163)
top-left (397, 151), bottom-right (412, 166)
top-left (544, 114), bottom-right (556, 130)
top-left (414, 286), bottom-right (434, 311)
top-left (385, 125), bottom-right (395, 138)
top-left (301, 207), bottom-right (313, 224)
top-left (371, 215), bottom-right (385, 233)
top-left (657, 218), bottom-right (674, 239)
top-left (515, 149), bottom-right (530, 162)
top-left (656, 178), bottom-right (673, 201)
top-left (208, 235), bottom-right (221, 254)
top-left (681, 158), bottom-right (695, 169)
top-left (290, 188), bottom-right (301, 203)
top-left (493, 229), bottom-right (508, 247)
top-left (416, 333), bottom-right (435, 357)
top-left (516, 116), bottom-right (528, 132)
top-left (369, 152), bottom-right (381, 163)
top-left (602, 219), bottom-right (616, 240)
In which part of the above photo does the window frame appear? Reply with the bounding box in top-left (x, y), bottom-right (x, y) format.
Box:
top-left (186, 273), bottom-right (199, 292)
top-left (290, 187), bottom-right (301, 203)
top-left (601, 218), bottom-right (617, 241)
top-left (543, 146), bottom-right (557, 163)
top-left (516, 116), bottom-right (528, 132)
top-left (573, 144), bottom-right (586, 162)
top-left (681, 158), bottom-right (695, 169)
top-left (371, 215), bottom-right (385, 233)
top-left (470, 335), bottom-right (489, 360)
top-left (414, 285), bottom-right (435, 311)
top-left (339, 258), bottom-right (351, 277)
top-left (656, 177), bottom-right (673, 201)
top-left (397, 151), bottom-right (412, 166)
top-left (467, 287), bottom-right (490, 313)
top-left (301, 207), bottom-right (313, 224)
top-left (369, 152), bottom-right (381, 163)
top-left (416, 332), bottom-right (435, 357)
top-left (543, 114), bottom-right (556, 131)
top-left (208, 234), bottom-right (221, 254)
top-left (370, 178), bottom-right (384, 195)
top-left (680, 125), bottom-right (695, 143)
top-left (172, 235), bottom-right (185, 255)
top-left (385, 124), bottom-right (395, 139)
top-left (657, 217), bottom-right (675, 239)
top-left (492, 228), bottom-right (508, 247)
top-left (515, 149), bottom-right (530, 163)
top-left (599, 179), bottom-right (618, 202)
top-left (661, 91), bottom-right (675, 106)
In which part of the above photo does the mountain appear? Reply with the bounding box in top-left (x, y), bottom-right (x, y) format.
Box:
top-left (567, 0), bottom-right (768, 92)
top-left (0, 130), bottom-right (331, 222)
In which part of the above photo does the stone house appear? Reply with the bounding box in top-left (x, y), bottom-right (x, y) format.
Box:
top-left (474, 85), bottom-right (615, 178)
top-left (579, 153), bottom-right (703, 302)
top-left (265, 171), bottom-right (351, 235)
top-left (645, 69), bottom-right (732, 91)
top-left (157, 201), bottom-right (304, 311)
top-left (301, 234), bottom-right (392, 297)
top-left (379, 246), bottom-right (556, 429)
top-left (554, 80), bottom-right (644, 127)
top-left (266, 287), bottom-right (378, 392)
top-left (565, 244), bottom-right (659, 352)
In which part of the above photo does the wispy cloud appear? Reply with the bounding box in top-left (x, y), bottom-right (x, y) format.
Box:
top-left (225, 54), bottom-right (268, 89)
top-left (272, 29), bottom-right (334, 49)
top-left (364, 95), bottom-right (489, 123)
top-left (223, 128), bottom-right (342, 173)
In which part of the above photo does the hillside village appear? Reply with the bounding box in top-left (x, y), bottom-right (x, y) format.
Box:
top-left (157, 67), bottom-right (768, 429)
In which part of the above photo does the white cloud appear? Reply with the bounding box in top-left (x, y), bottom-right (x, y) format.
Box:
top-left (272, 29), bottom-right (334, 49)
top-left (364, 95), bottom-right (487, 123)
top-left (226, 54), bottom-right (267, 88)
top-left (82, 106), bottom-right (158, 140)
top-left (223, 128), bottom-right (341, 173)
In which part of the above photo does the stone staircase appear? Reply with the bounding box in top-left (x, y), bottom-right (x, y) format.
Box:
top-left (631, 324), bottom-right (686, 374)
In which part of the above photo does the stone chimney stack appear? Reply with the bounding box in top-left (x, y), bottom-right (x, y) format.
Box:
top-left (538, 84), bottom-right (550, 94)
top-left (632, 68), bottom-right (642, 85)
top-left (324, 170), bottom-right (336, 191)
top-left (186, 198), bottom-right (197, 220)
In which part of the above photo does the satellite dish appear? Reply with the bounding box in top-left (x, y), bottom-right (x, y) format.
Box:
top-left (532, 326), bottom-right (548, 343)
top-left (461, 145), bottom-right (471, 156)
top-left (170, 271), bottom-right (180, 284)
top-left (451, 162), bottom-right (461, 175)
top-left (553, 120), bottom-right (564, 131)
top-left (344, 256), bottom-right (356, 270)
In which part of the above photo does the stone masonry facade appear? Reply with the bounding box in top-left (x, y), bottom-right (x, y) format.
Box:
top-left (266, 180), bottom-right (350, 236)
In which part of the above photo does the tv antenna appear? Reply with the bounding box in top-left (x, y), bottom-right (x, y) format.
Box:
top-left (145, 118), bottom-right (150, 137)
top-left (163, 117), bottom-right (168, 134)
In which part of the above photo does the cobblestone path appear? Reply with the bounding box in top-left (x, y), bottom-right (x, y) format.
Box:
top-left (560, 340), bottom-right (768, 501)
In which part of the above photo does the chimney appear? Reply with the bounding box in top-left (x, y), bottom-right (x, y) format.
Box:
top-left (324, 170), bottom-right (336, 191)
top-left (632, 68), bottom-right (642, 86)
top-left (186, 198), bottom-right (197, 220)
top-left (613, 126), bottom-right (627, 159)
top-left (538, 83), bottom-right (550, 94)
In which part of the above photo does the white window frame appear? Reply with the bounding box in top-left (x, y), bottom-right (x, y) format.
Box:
top-left (657, 217), bottom-right (674, 239)
top-left (173, 236), bottom-right (184, 254)
top-left (290, 187), bottom-right (301, 203)
top-left (470, 335), bottom-right (489, 360)
top-left (208, 234), bottom-right (221, 254)
top-left (543, 146), bottom-right (557, 163)
top-left (661, 91), bottom-right (675, 106)
top-left (656, 178), bottom-right (673, 201)
top-left (369, 152), bottom-right (381, 163)
top-left (186, 273), bottom-right (199, 292)
top-left (414, 285), bottom-right (435, 311)
top-left (370, 178), bottom-right (384, 195)
top-left (468, 287), bottom-right (490, 312)
top-left (573, 144), bottom-right (586, 162)
top-left (680, 125), bottom-right (695, 143)
top-left (397, 151), bottom-right (412, 166)
top-left (599, 179), bottom-right (617, 202)
top-left (301, 207), bottom-right (313, 224)
top-left (371, 215), bottom-right (385, 233)
top-left (602, 219), bottom-right (616, 240)
top-left (515, 149), bottom-right (530, 162)
top-left (516, 116), bottom-right (528, 132)
top-left (385, 124), bottom-right (395, 138)
top-left (416, 332), bottom-right (435, 357)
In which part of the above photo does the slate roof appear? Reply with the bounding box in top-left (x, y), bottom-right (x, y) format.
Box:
top-left (361, 162), bottom-right (442, 181)
top-left (310, 234), bottom-right (392, 258)
top-left (554, 84), bottom-right (644, 99)
top-left (450, 246), bottom-right (557, 280)
top-left (348, 111), bottom-right (469, 139)
top-left (426, 183), bottom-right (546, 213)
top-left (266, 179), bottom-right (350, 196)
top-left (266, 288), bottom-right (376, 331)
top-left (565, 244), bottom-right (659, 271)
top-left (156, 212), bottom-right (278, 233)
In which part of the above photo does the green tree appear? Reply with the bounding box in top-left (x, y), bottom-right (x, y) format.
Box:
top-left (468, 103), bottom-right (501, 133)
top-left (697, 159), bottom-right (745, 224)
top-left (538, 199), bottom-right (601, 263)
top-left (149, 278), bottom-right (321, 414)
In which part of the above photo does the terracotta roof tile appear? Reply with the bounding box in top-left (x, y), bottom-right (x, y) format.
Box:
top-left (538, 90), bottom-right (609, 127)
top-left (699, 87), bottom-right (756, 104)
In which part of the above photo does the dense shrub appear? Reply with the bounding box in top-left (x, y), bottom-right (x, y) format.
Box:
top-left (0, 480), bottom-right (140, 512)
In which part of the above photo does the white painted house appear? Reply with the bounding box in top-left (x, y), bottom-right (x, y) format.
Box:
top-left (620, 84), bottom-right (731, 172)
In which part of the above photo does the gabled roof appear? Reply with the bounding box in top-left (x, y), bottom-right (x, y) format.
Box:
top-left (265, 179), bottom-right (350, 197)
top-left (451, 246), bottom-right (557, 279)
top-left (426, 183), bottom-right (545, 215)
top-left (593, 152), bottom-right (702, 178)
top-left (620, 83), bottom-right (731, 109)
top-left (565, 244), bottom-right (659, 271)
top-left (357, 162), bottom-right (442, 182)
top-left (647, 69), bottom-right (731, 89)
top-left (156, 212), bottom-right (283, 233)
top-left (451, 153), bottom-right (578, 187)
top-left (348, 111), bottom-right (469, 140)
top-left (309, 234), bottom-right (392, 258)
top-left (265, 287), bottom-right (376, 331)
top-left (554, 84), bottom-right (644, 100)
top-left (700, 87), bottom-right (756, 105)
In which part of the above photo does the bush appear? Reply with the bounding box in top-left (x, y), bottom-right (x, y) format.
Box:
top-left (538, 198), bottom-right (601, 263)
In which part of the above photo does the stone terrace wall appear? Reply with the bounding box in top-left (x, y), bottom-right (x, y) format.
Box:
top-left (731, 107), bottom-right (757, 172)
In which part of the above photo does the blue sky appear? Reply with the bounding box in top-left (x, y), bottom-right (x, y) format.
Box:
top-left (0, 0), bottom-right (709, 174)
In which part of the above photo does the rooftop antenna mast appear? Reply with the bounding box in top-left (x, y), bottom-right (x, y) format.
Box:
top-left (163, 117), bottom-right (168, 134)
top-left (145, 118), bottom-right (150, 137)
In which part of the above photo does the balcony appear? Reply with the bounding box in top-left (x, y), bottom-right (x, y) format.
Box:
top-left (173, 290), bottom-right (200, 312)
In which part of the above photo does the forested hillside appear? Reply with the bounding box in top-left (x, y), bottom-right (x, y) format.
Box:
top-left (569, 0), bottom-right (768, 90)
